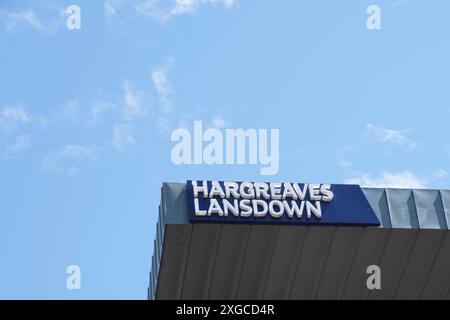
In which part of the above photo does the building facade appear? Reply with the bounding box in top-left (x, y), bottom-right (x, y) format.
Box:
top-left (148, 181), bottom-right (450, 300)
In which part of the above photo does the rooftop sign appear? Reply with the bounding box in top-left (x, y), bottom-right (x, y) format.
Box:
top-left (187, 180), bottom-right (380, 226)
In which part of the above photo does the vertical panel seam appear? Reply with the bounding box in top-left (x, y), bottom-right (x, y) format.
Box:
top-left (439, 190), bottom-right (449, 230)
top-left (261, 226), bottom-right (281, 299)
top-left (154, 223), bottom-right (169, 300)
top-left (384, 189), bottom-right (393, 228)
top-left (365, 228), bottom-right (391, 300)
top-left (419, 231), bottom-right (446, 299)
top-left (287, 227), bottom-right (310, 299)
top-left (178, 224), bottom-right (193, 300)
top-left (233, 225), bottom-right (253, 300)
top-left (411, 189), bottom-right (420, 229)
top-left (207, 224), bottom-right (224, 299)
top-left (312, 226), bottom-right (338, 300)
top-left (446, 282), bottom-right (450, 300)
top-left (392, 230), bottom-right (419, 299)
top-left (338, 228), bottom-right (364, 300)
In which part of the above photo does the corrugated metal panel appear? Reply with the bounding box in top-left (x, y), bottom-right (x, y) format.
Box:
top-left (340, 228), bottom-right (391, 300)
top-left (156, 225), bottom-right (192, 300)
top-left (368, 229), bottom-right (417, 299)
top-left (208, 224), bottom-right (251, 299)
top-left (151, 254), bottom-right (156, 298)
top-left (289, 227), bottom-right (337, 299)
top-left (149, 271), bottom-right (153, 300)
top-left (315, 227), bottom-right (362, 299)
top-left (420, 232), bottom-right (450, 299)
top-left (394, 230), bottom-right (446, 299)
top-left (181, 224), bottom-right (222, 299)
top-left (235, 225), bottom-right (279, 299)
top-left (263, 226), bottom-right (308, 299)
top-left (155, 234), bottom-right (160, 273)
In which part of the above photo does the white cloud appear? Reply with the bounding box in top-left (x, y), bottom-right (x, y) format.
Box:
top-left (119, 0), bottom-right (239, 22)
top-left (0, 9), bottom-right (45, 32)
top-left (152, 58), bottom-right (175, 113)
top-left (177, 113), bottom-right (195, 129)
top-left (176, 112), bottom-right (230, 132)
top-left (0, 4), bottom-right (70, 34)
top-left (170, 0), bottom-right (238, 17)
top-left (58, 145), bottom-right (99, 161)
top-left (345, 171), bottom-right (426, 189)
top-left (104, 0), bottom-right (125, 21)
top-left (60, 100), bottom-right (81, 126)
top-left (123, 81), bottom-right (149, 120)
top-left (43, 144), bottom-right (100, 175)
top-left (431, 169), bottom-right (448, 187)
top-left (389, 0), bottom-right (409, 7)
top-left (113, 124), bottom-right (136, 151)
top-left (335, 145), bottom-right (354, 170)
top-left (170, 0), bottom-right (204, 16)
top-left (132, 0), bottom-right (166, 21)
top-left (157, 117), bottom-right (172, 135)
top-left (210, 115), bottom-right (230, 129)
top-left (0, 105), bottom-right (31, 135)
top-left (366, 123), bottom-right (416, 148)
top-left (3, 134), bottom-right (32, 159)
top-left (0, 106), bottom-right (31, 123)
top-left (89, 101), bottom-right (115, 126)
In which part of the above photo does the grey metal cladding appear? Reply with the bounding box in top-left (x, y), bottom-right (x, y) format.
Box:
top-left (413, 189), bottom-right (448, 229)
top-left (162, 182), bottom-right (189, 224)
top-left (440, 190), bottom-right (450, 229)
top-left (385, 189), bottom-right (420, 229)
top-left (362, 188), bottom-right (391, 228)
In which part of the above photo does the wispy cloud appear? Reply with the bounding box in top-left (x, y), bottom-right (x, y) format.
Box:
top-left (60, 99), bottom-right (81, 126)
top-left (345, 171), bottom-right (426, 189)
top-left (2, 134), bottom-right (32, 159)
top-left (366, 123), bottom-right (416, 149)
top-left (170, 0), bottom-right (238, 17)
top-left (108, 0), bottom-right (239, 22)
top-left (43, 144), bottom-right (100, 176)
top-left (123, 81), bottom-right (149, 120)
top-left (112, 124), bottom-right (136, 151)
top-left (88, 101), bottom-right (115, 126)
top-left (0, 5), bottom-right (66, 34)
top-left (0, 8), bottom-right (45, 32)
top-left (335, 145), bottom-right (354, 170)
top-left (0, 106), bottom-right (31, 123)
top-left (388, 0), bottom-right (409, 7)
top-left (0, 105), bottom-right (31, 135)
top-left (431, 169), bottom-right (448, 186)
top-left (131, 0), bottom-right (166, 21)
top-left (104, 0), bottom-right (125, 21)
top-left (157, 117), bottom-right (172, 135)
top-left (177, 112), bottom-right (231, 131)
top-left (210, 114), bottom-right (230, 129)
top-left (152, 58), bottom-right (175, 113)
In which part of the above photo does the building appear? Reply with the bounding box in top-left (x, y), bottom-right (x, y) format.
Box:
top-left (148, 181), bottom-right (450, 300)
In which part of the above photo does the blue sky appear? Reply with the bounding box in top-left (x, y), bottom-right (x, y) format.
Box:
top-left (1, 0), bottom-right (450, 299)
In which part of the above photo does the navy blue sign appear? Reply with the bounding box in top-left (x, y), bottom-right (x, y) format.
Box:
top-left (187, 180), bottom-right (380, 226)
